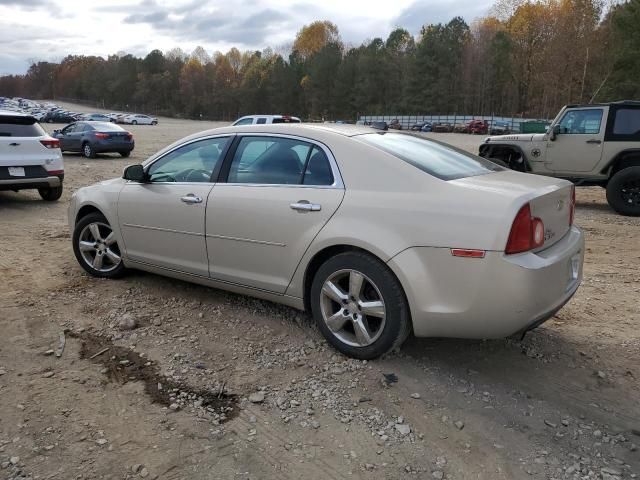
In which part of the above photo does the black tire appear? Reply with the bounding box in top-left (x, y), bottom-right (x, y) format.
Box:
top-left (120, 151), bottom-right (131, 158)
top-left (606, 166), bottom-right (640, 216)
top-left (82, 142), bottom-right (96, 158)
top-left (38, 184), bottom-right (63, 201)
top-left (132, 120), bottom-right (138, 125)
top-left (151, 121), bottom-right (157, 125)
top-left (310, 251), bottom-right (411, 360)
top-left (72, 212), bottom-right (126, 278)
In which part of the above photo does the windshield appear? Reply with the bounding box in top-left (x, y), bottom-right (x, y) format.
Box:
top-left (356, 132), bottom-right (503, 180)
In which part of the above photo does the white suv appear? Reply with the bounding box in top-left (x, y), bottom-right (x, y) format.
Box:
top-left (232, 115), bottom-right (301, 126)
top-left (0, 110), bottom-right (64, 201)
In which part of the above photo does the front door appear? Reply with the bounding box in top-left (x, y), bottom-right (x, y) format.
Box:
top-left (546, 107), bottom-right (606, 173)
top-left (59, 123), bottom-right (81, 151)
top-left (117, 136), bottom-right (231, 276)
top-left (206, 135), bottom-right (344, 293)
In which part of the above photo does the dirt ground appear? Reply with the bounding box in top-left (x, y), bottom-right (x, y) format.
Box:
top-left (0, 104), bottom-right (638, 480)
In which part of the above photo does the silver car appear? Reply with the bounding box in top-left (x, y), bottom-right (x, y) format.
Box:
top-left (68, 124), bottom-right (584, 359)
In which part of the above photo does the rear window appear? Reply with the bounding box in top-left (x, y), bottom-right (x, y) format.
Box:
top-left (89, 122), bottom-right (124, 131)
top-left (272, 117), bottom-right (301, 124)
top-left (357, 132), bottom-right (503, 180)
top-left (0, 116), bottom-right (46, 137)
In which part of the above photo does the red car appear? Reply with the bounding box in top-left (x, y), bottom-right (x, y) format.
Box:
top-left (467, 120), bottom-right (489, 134)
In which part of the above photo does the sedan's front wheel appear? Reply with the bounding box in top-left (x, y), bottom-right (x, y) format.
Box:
top-left (311, 251), bottom-right (410, 359)
top-left (73, 213), bottom-right (125, 278)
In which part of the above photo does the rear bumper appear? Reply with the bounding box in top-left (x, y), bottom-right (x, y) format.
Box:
top-left (0, 175), bottom-right (63, 191)
top-left (93, 140), bottom-right (134, 153)
top-left (388, 226), bottom-right (584, 339)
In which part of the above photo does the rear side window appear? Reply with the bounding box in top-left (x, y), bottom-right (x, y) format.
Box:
top-left (256, 118), bottom-right (267, 124)
top-left (357, 133), bottom-right (503, 181)
top-left (0, 116), bottom-right (45, 137)
top-left (227, 136), bottom-right (334, 186)
top-left (272, 117), bottom-right (300, 124)
top-left (613, 108), bottom-right (640, 135)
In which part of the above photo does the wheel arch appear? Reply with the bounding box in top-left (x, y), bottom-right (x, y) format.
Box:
top-left (479, 143), bottom-right (531, 171)
top-left (301, 244), bottom-right (409, 316)
top-left (75, 204), bottom-right (105, 224)
top-left (600, 149), bottom-right (640, 176)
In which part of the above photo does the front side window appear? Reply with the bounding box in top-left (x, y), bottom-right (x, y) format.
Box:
top-left (147, 137), bottom-right (229, 183)
top-left (233, 118), bottom-right (254, 126)
top-left (557, 109), bottom-right (603, 134)
top-left (357, 132), bottom-right (503, 181)
top-left (227, 136), bottom-right (334, 186)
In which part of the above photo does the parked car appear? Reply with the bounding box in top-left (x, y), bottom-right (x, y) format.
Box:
top-left (420, 122), bottom-right (432, 132)
top-left (370, 121), bottom-right (388, 131)
top-left (123, 114), bottom-right (158, 125)
top-left (410, 121), bottom-right (430, 131)
top-left (53, 121), bottom-right (134, 158)
top-left (0, 110), bottom-right (64, 200)
top-left (42, 111), bottom-right (75, 123)
top-left (69, 124), bottom-right (584, 359)
top-left (388, 119), bottom-right (403, 130)
top-left (467, 120), bottom-right (489, 134)
top-left (479, 100), bottom-right (640, 216)
top-left (81, 113), bottom-right (112, 123)
top-left (232, 115), bottom-right (301, 126)
top-left (432, 123), bottom-right (453, 133)
top-left (490, 122), bottom-right (512, 135)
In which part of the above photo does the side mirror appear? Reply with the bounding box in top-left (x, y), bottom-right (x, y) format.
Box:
top-left (53, 129), bottom-right (60, 135)
top-left (123, 164), bottom-right (147, 182)
top-left (550, 124), bottom-right (560, 141)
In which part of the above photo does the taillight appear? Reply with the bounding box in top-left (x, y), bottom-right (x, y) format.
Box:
top-left (505, 203), bottom-right (545, 254)
top-left (94, 133), bottom-right (110, 139)
top-left (125, 132), bottom-right (133, 140)
top-left (569, 185), bottom-right (576, 225)
top-left (40, 139), bottom-right (60, 149)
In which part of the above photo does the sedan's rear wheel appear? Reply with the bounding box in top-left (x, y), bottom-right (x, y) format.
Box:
top-left (311, 251), bottom-right (410, 359)
top-left (83, 143), bottom-right (96, 158)
top-left (73, 213), bottom-right (125, 278)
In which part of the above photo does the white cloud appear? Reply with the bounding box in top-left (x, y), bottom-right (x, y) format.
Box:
top-left (0, 0), bottom-right (493, 74)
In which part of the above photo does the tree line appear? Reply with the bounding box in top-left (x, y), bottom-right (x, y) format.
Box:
top-left (1, 0), bottom-right (638, 121)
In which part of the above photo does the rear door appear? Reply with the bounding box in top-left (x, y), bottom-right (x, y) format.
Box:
top-left (206, 134), bottom-right (344, 293)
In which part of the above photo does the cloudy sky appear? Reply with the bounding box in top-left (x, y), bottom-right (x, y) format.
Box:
top-left (0, 0), bottom-right (493, 75)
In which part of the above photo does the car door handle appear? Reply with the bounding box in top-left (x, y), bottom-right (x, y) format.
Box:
top-left (180, 194), bottom-right (203, 204)
top-left (290, 201), bottom-right (321, 212)
top-left (586, 139), bottom-right (601, 144)
top-left (9, 142), bottom-right (20, 147)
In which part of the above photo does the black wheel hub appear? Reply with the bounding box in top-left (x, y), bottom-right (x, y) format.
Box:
top-left (621, 179), bottom-right (640, 206)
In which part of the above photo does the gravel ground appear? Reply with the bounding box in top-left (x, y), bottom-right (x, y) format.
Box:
top-left (0, 103), bottom-right (638, 480)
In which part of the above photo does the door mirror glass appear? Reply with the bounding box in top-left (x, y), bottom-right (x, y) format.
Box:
top-left (123, 164), bottom-right (146, 182)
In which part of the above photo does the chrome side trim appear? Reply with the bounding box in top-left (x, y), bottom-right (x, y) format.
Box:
top-left (122, 223), bottom-right (203, 237)
top-left (205, 233), bottom-right (285, 247)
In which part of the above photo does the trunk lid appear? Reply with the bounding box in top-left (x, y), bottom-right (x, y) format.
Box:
top-left (451, 170), bottom-right (573, 251)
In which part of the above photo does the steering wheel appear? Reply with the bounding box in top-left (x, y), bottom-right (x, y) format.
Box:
top-left (178, 169), bottom-right (211, 182)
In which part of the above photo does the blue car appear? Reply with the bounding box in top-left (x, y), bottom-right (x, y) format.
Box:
top-left (53, 121), bottom-right (134, 158)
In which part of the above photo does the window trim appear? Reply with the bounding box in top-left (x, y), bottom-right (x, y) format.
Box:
top-left (218, 133), bottom-right (344, 189)
top-left (141, 134), bottom-right (234, 185)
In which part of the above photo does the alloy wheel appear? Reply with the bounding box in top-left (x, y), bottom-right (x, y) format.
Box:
top-left (320, 269), bottom-right (386, 347)
top-left (77, 222), bottom-right (121, 272)
top-left (621, 179), bottom-right (640, 206)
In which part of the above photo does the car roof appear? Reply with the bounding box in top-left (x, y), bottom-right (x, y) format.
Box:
top-left (0, 109), bottom-right (31, 118)
top-left (565, 100), bottom-right (640, 108)
top-left (196, 123), bottom-right (376, 138)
